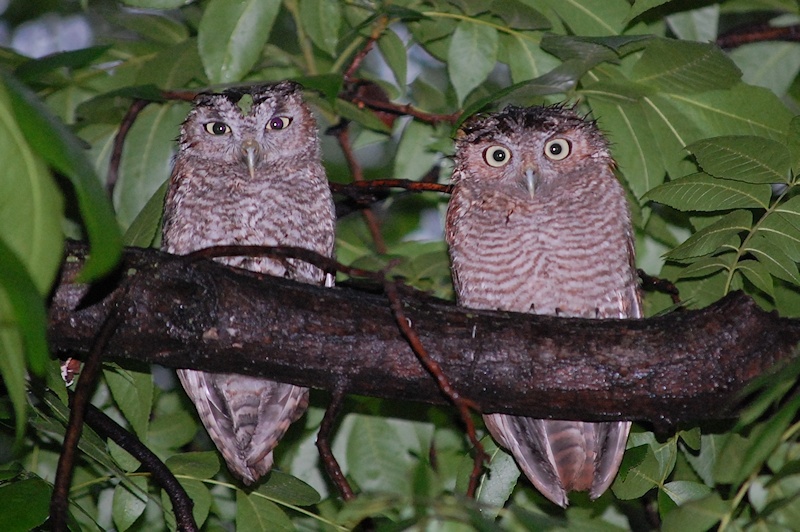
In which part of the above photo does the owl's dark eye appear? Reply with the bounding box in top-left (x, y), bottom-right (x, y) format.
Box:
top-left (483, 145), bottom-right (511, 168)
top-left (544, 138), bottom-right (571, 161)
top-left (203, 122), bottom-right (230, 136)
top-left (267, 116), bottom-right (293, 130)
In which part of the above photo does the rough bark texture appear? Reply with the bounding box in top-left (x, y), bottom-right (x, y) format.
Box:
top-left (49, 241), bottom-right (800, 424)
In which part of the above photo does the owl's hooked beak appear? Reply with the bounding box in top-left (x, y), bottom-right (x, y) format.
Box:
top-left (523, 168), bottom-right (536, 198)
top-left (241, 139), bottom-right (260, 179)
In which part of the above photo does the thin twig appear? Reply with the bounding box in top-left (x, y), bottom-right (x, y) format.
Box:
top-left (637, 269), bottom-right (681, 305)
top-left (351, 96), bottom-right (461, 125)
top-left (106, 99), bottom-right (150, 197)
top-left (331, 125), bottom-right (388, 254)
top-left (717, 23), bottom-right (800, 49)
top-left (316, 387), bottom-right (355, 501)
top-left (50, 281), bottom-right (130, 531)
top-left (343, 15), bottom-right (389, 82)
top-left (331, 179), bottom-right (452, 196)
top-left (383, 278), bottom-right (488, 498)
top-left (79, 395), bottom-right (198, 531)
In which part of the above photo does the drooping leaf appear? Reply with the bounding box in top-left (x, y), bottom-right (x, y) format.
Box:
top-left (687, 135), bottom-right (791, 184)
top-left (255, 470), bottom-right (321, 506)
top-left (660, 493), bottom-right (727, 532)
top-left (378, 28), bottom-right (408, 87)
top-left (633, 39), bottom-right (741, 93)
top-left (300, 0), bottom-right (342, 57)
top-left (1, 72), bottom-right (121, 281)
top-left (0, 477), bottom-right (51, 532)
top-left (612, 444), bottom-right (660, 500)
top-left (165, 451), bottom-right (221, 480)
top-left (236, 490), bottom-right (293, 532)
top-left (645, 173), bottom-right (771, 211)
top-left (112, 476), bottom-right (148, 532)
top-left (448, 20), bottom-right (499, 105)
top-left (162, 479), bottom-right (212, 531)
top-left (666, 210), bottom-right (750, 260)
top-left (541, 0), bottom-right (629, 36)
top-left (104, 366), bottom-right (154, 439)
top-left (198, 0), bottom-right (281, 84)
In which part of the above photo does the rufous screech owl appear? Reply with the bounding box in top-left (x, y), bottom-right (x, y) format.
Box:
top-left (161, 81), bottom-right (335, 484)
top-left (445, 104), bottom-right (641, 507)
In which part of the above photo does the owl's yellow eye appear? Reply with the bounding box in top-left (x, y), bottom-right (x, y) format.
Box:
top-left (544, 138), bottom-right (571, 161)
top-left (267, 116), bottom-right (293, 130)
top-left (204, 122), bottom-right (230, 135)
top-left (483, 146), bottom-right (511, 167)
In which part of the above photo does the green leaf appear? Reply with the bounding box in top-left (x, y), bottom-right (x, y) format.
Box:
top-left (541, 0), bottom-right (629, 36)
top-left (448, 20), bottom-right (498, 105)
top-left (491, 0), bottom-right (550, 30)
top-left (121, 0), bottom-right (189, 7)
top-left (198, 0), bottom-right (281, 84)
top-left (1, 72), bottom-right (121, 282)
top-left (236, 490), bottom-right (293, 532)
top-left (660, 493), bottom-right (727, 532)
top-left (378, 29), bottom-right (408, 87)
top-left (147, 410), bottom-right (197, 451)
top-left (474, 439), bottom-right (520, 518)
top-left (744, 233), bottom-right (800, 285)
top-left (114, 102), bottom-right (189, 231)
top-left (163, 479), bottom-right (211, 530)
top-left (14, 46), bottom-right (111, 83)
top-left (667, 84), bottom-right (792, 142)
top-left (104, 366), bottom-right (154, 439)
top-left (0, 79), bottom-right (64, 293)
top-left (300, 0), bottom-right (341, 57)
top-left (682, 433), bottom-right (724, 487)
top-left (676, 254), bottom-right (733, 280)
top-left (500, 33), bottom-right (561, 85)
top-left (730, 42), bottom-right (800, 97)
top-left (394, 120), bottom-right (438, 181)
top-left (645, 173), bottom-right (771, 211)
top-left (666, 210), bottom-right (750, 260)
top-left (165, 451), bottom-right (221, 480)
top-left (334, 98), bottom-right (391, 133)
top-left (346, 414), bottom-right (412, 495)
top-left (0, 238), bottom-right (50, 375)
top-left (115, 13), bottom-right (189, 45)
top-left (632, 39), bottom-right (741, 93)
top-left (112, 476), bottom-right (148, 532)
top-left (760, 196), bottom-right (800, 261)
top-left (719, 393), bottom-right (800, 486)
top-left (612, 444), bottom-right (660, 500)
top-left (0, 477), bottom-right (51, 532)
top-left (737, 259), bottom-right (774, 298)
top-left (687, 135), bottom-right (791, 184)
top-left (665, 5), bottom-right (718, 42)
top-left (626, 0), bottom-right (672, 23)
top-left (589, 97), bottom-right (666, 199)
top-left (255, 470), bottom-right (321, 506)
top-left (662, 480), bottom-right (712, 505)
top-left (136, 39), bottom-right (205, 89)
top-left (122, 178), bottom-right (168, 248)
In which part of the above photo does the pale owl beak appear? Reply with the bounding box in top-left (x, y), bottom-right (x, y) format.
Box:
top-left (524, 168), bottom-right (536, 198)
top-left (241, 139), bottom-right (260, 179)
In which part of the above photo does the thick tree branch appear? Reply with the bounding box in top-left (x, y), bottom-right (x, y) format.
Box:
top-left (49, 241), bottom-right (800, 425)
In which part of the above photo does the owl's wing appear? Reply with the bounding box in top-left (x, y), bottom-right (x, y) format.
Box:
top-left (177, 369), bottom-right (309, 485)
top-left (590, 420), bottom-right (632, 500)
top-left (484, 413), bottom-right (568, 508)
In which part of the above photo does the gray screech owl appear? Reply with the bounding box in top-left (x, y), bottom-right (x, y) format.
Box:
top-left (445, 105), bottom-right (641, 507)
top-left (162, 81), bottom-right (335, 484)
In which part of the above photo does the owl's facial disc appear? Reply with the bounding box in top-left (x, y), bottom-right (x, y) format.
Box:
top-left (241, 138), bottom-right (260, 179)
